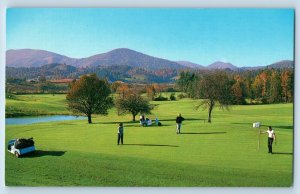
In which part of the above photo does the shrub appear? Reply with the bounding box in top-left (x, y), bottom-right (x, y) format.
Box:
top-left (169, 93), bottom-right (176, 101)
top-left (154, 95), bottom-right (168, 101)
top-left (166, 87), bottom-right (177, 92)
top-left (177, 93), bottom-right (187, 99)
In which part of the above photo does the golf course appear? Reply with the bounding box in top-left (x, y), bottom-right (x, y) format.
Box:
top-left (5, 94), bottom-right (293, 186)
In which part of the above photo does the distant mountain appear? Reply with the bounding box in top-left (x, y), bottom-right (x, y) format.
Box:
top-left (176, 61), bottom-right (204, 69)
top-left (267, 60), bottom-right (294, 69)
top-left (6, 63), bottom-right (78, 79)
top-left (6, 48), bottom-right (186, 70)
top-left (72, 48), bottom-right (185, 70)
top-left (207, 61), bottom-right (238, 71)
top-left (6, 48), bottom-right (294, 74)
top-left (6, 63), bottom-right (179, 83)
top-left (6, 49), bottom-right (76, 68)
top-left (239, 66), bottom-right (265, 71)
top-left (239, 60), bottom-right (294, 71)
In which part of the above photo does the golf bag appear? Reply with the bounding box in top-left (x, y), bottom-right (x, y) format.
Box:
top-left (15, 138), bottom-right (35, 149)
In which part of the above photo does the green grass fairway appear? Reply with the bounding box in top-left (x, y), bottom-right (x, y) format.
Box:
top-left (5, 95), bottom-right (293, 186)
top-left (6, 94), bottom-right (70, 117)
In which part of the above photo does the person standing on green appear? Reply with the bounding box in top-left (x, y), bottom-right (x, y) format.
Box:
top-left (260, 126), bottom-right (276, 153)
top-left (176, 113), bottom-right (185, 134)
top-left (117, 123), bottom-right (124, 145)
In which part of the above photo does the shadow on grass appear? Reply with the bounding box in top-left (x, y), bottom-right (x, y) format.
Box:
top-left (160, 118), bottom-right (206, 122)
top-left (23, 150), bottom-right (67, 158)
top-left (231, 122), bottom-right (293, 130)
top-left (93, 118), bottom-right (206, 125)
top-left (272, 152), bottom-right (293, 155)
top-left (122, 144), bottom-right (179, 147)
top-left (93, 121), bottom-right (137, 125)
top-left (139, 124), bottom-right (172, 127)
top-left (180, 132), bottom-right (226, 135)
top-left (93, 121), bottom-right (172, 127)
top-left (260, 125), bottom-right (293, 130)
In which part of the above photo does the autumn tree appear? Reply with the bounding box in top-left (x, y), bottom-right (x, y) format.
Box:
top-left (268, 70), bottom-right (282, 103)
top-left (194, 71), bottom-right (233, 123)
top-left (231, 76), bottom-right (247, 105)
top-left (116, 83), bottom-right (129, 99)
top-left (146, 84), bottom-right (157, 100)
top-left (177, 71), bottom-right (197, 97)
top-left (116, 89), bottom-right (152, 121)
top-left (251, 71), bottom-right (270, 103)
top-left (111, 81), bottom-right (123, 93)
top-left (66, 74), bottom-right (113, 124)
top-left (281, 70), bottom-right (293, 103)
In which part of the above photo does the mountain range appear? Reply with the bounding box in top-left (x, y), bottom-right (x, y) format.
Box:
top-left (6, 48), bottom-right (294, 83)
top-left (6, 48), bottom-right (294, 71)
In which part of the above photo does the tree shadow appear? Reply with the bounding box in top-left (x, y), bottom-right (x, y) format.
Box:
top-left (93, 121), bottom-right (172, 127)
top-left (22, 150), bottom-right (67, 158)
top-left (260, 125), bottom-right (294, 130)
top-left (160, 118), bottom-right (206, 122)
top-left (180, 132), bottom-right (226, 135)
top-left (123, 144), bottom-right (179, 147)
top-left (272, 152), bottom-right (293, 155)
top-left (93, 118), bottom-right (206, 125)
top-left (93, 121), bottom-right (137, 125)
top-left (140, 124), bottom-right (172, 127)
top-left (231, 122), bottom-right (293, 130)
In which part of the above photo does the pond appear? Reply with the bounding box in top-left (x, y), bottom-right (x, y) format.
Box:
top-left (6, 115), bottom-right (86, 125)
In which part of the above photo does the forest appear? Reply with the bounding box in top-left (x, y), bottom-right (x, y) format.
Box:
top-left (177, 68), bottom-right (294, 104)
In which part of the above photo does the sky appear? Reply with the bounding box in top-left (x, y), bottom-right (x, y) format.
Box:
top-left (6, 8), bottom-right (294, 67)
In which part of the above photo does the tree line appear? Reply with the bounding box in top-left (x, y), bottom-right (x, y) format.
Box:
top-left (177, 68), bottom-right (294, 105)
top-left (6, 63), bottom-right (179, 84)
top-left (176, 68), bottom-right (293, 122)
top-left (65, 68), bottom-right (293, 124)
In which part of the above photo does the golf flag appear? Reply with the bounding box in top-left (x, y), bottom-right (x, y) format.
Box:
top-left (253, 122), bottom-right (261, 151)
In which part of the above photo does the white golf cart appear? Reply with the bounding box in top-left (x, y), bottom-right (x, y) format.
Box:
top-left (7, 138), bottom-right (35, 158)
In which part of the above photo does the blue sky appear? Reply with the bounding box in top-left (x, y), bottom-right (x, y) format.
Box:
top-left (7, 8), bottom-right (294, 67)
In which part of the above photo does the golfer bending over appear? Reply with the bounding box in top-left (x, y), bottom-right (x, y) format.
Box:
top-left (117, 123), bottom-right (124, 145)
top-left (176, 113), bottom-right (185, 134)
top-left (260, 126), bottom-right (276, 154)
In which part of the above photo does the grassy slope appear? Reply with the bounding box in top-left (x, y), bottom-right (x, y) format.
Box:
top-left (5, 95), bottom-right (293, 186)
top-left (6, 94), bottom-right (70, 117)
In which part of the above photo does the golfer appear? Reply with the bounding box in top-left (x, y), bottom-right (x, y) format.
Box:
top-left (117, 123), bottom-right (124, 145)
top-left (176, 113), bottom-right (185, 134)
top-left (260, 126), bottom-right (276, 153)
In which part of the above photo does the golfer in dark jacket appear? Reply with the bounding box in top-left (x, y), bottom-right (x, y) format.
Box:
top-left (176, 113), bottom-right (185, 134)
top-left (117, 123), bottom-right (124, 145)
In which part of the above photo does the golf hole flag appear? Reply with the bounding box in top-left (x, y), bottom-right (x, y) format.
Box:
top-left (253, 122), bottom-right (261, 128)
top-left (253, 122), bottom-right (261, 151)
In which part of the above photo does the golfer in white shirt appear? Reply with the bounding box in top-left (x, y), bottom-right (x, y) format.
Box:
top-left (260, 126), bottom-right (276, 154)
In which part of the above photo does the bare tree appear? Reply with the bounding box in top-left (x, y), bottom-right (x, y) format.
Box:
top-left (195, 71), bottom-right (233, 123)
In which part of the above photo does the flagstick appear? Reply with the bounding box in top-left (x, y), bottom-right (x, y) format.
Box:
top-left (258, 128), bottom-right (261, 151)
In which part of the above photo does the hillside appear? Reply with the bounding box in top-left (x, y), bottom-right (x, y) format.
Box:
top-left (6, 64), bottom-right (179, 83)
top-left (6, 48), bottom-right (294, 83)
top-left (176, 61), bottom-right (204, 69)
top-left (207, 61), bottom-right (238, 71)
top-left (6, 48), bottom-right (186, 70)
top-left (73, 48), bottom-right (185, 70)
top-left (6, 48), bottom-right (294, 71)
top-left (267, 60), bottom-right (294, 69)
top-left (6, 49), bottom-right (76, 68)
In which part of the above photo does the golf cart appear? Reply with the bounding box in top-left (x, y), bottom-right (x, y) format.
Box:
top-left (7, 138), bottom-right (35, 158)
